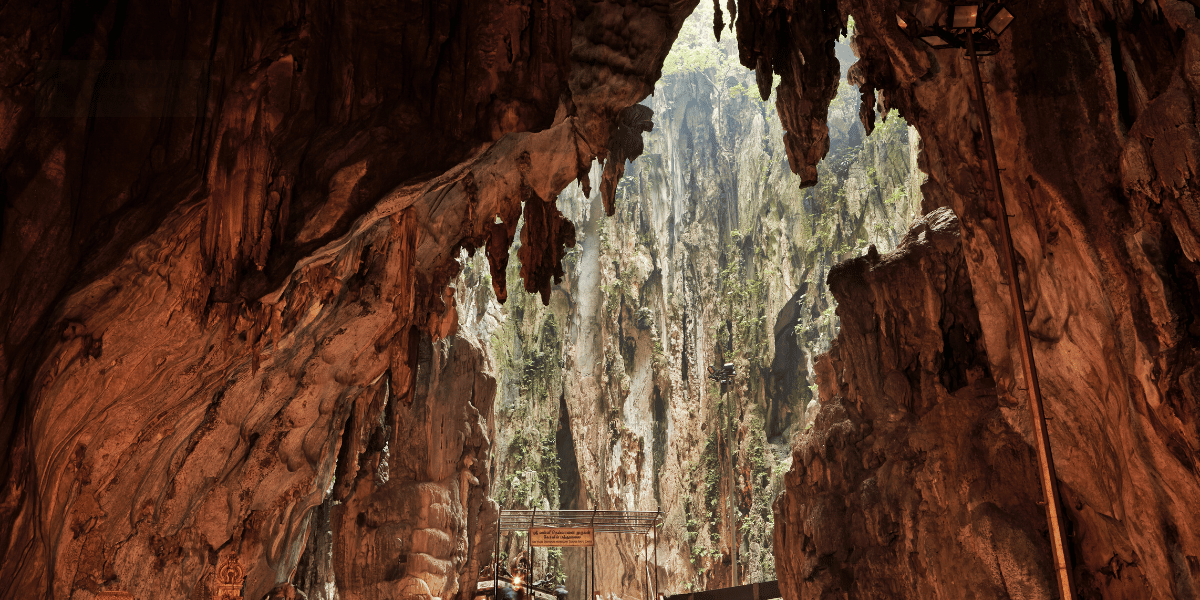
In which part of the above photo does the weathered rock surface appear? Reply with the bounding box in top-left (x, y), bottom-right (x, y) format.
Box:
top-left (771, 0), bottom-right (1200, 596)
top-left (327, 335), bottom-right (496, 600)
top-left (0, 0), bottom-right (695, 598)
top-left (474, 7), bottom-right (923, 597)
top-left (0, 0), bottom-right (1197, 597)
top-left (777, 208), bottom-right (1055, 598)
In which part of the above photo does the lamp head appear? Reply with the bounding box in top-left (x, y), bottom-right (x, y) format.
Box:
top-left (984, 4), bottom-right (1014, 35)
top-left (971, 32), bottom-right (1002, 54)
top-left (947, 2), bottom-right (1014, 36)
top-left (948, 4), bottom-right (981, 30)
top-left (919, 28), bottom-right (958, 49)
top-left (902, 1), bottom-right (1012, 52)
top-left (896, 10), bottom-right (919, 31)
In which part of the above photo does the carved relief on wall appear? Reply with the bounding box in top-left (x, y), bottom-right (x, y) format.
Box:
top-left (211, 553), bottom-right (245, 600)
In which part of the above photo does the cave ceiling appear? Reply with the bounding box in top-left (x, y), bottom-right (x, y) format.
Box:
top-left (0, 0), bottom-right (1197, 598)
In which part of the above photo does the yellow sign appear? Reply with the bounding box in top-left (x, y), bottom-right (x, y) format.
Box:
top-left (530, 527), bottom-right (594, 547)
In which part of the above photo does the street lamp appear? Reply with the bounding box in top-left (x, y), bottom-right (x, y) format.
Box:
top-left (900, 3), bottom-right (1009, 53)
top-left (947, 2), bottom-right (1014, 34)
top-left (706, 363), bottom-right (735, 383)
top-left (899, 3), bottom-right (1077, 599)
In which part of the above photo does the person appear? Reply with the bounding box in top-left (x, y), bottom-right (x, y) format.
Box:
top-left (496, 583), bottom-right (517, 600)
top-left (511, 552), bottom-right (531, 579)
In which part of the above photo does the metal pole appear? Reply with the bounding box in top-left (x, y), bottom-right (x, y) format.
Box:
top-left (531, 508), bottom-right (537, 587)
top-left (496, 509), bottom-right (501, 600)
top-left (643, 534), bottom-right (650, 600)
top-left (966, 32), bottom-right (1076, 599)
top-left (591, 508), bottom-right (598, 600)
top-left (653, 519), bottom-right (659, 600)
top-left (728, 400), bottom-right (737, 587)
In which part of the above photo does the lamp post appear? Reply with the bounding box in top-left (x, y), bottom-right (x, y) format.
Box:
top-left (899, 4), bottom-right (1076, 598)
top-left (706, 360), bottom-right (739, 586)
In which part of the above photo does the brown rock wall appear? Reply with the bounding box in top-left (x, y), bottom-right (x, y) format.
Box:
top-left (1, 0), bottom-right (1196, 597)
top-left (777, 208), bottom-right (1055, 598)
top-left (329, 335), bottom-right (495, 600)
top-left (768, 0), bottom-right (1200, 596)
top-left (0, 0), bottom-right (695, 597)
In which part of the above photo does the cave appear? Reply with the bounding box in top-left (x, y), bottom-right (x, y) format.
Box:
top-left (1, 0), bottom-right (1198, 599)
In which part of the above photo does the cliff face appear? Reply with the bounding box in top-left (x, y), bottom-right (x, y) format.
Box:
top-left (472, 6), bottom-right (923, 597)
top-left (776, 208), bottom-right (1055, 598)
top-left (767, 0), bottom-right (1200, 597)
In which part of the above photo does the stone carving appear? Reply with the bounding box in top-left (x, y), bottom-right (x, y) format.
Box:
top-left (212, 554), bottom-right (245, 600)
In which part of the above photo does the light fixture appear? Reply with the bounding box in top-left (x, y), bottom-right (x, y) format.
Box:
top-left (949, 4), bottom-right (980, 29)
top-left (903, 2), bottom-right (1013, 52)
top-left (896, 10), bottom-right (918, 31)
top-left (706, 363), bottom-right (736, 383)
top-left (919, 28), bottom-right (958, 49)
top-left (985, 4), bottom-right (1014, 35)
top-left (971, 32), bottom-right (1001, 55)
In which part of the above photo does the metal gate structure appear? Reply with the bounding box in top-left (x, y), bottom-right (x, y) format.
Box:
top-left (492, 509), bottom-right (664, 600)
top-left (662, 581), bottom-right (780, 600)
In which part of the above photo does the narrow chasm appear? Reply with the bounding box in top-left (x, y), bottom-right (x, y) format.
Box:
top-left (466, 5), bottom-right (923, 597)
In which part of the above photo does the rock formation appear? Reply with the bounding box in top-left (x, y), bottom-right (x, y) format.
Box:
top-left (471, 5), bottom-right (922, 597)
top-left (766, 0), bottom-right (1200, 598)
top-left (0, 0), bottom-right (694, 597)
top-left (0, 0), bottom-right (1196, 598)
top-left (777, 207), bottom-right (1056, 597)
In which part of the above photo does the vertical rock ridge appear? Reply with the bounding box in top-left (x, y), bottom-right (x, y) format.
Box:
top-left (767, 0), bottom-right (1200, 596)
top-left (474, 5), bottom-right (924, 596)
top-left (777, 208), bottom-right (1053, 598)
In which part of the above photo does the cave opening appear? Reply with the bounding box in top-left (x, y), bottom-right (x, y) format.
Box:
top-left (468, 3), bottom-right (924, 599)
top-left (7, 0), bottom-right (1195, 597)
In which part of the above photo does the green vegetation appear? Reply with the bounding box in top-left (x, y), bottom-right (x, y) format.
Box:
top-left (472, 6), bottom-right (924, 589)
top-left (493, 423), bottom-right (560, 508)
top-left (715, 234), bottom-right (770, 378)
top-left (562, 246), bottom-right (581, 271)
top-left (547, 547), bottom-right (565, 584)
top-left (660, 1), bottom-right (725, 77)
top-left (700, 431), bottom-right (721, 524)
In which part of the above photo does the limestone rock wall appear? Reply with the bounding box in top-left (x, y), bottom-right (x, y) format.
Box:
top-left (0, 0), bottom-right (698, 597)
top-left (767, 0), bottom-right (1200, 597)
top-left (777, 208), bottom-right (1055, 598)
top-left (471, 5), bottom-right (924, 598)
top-left (1, 0), bottom-right (1196, 598)
top-left (326, 335), bottom-right (496, 600)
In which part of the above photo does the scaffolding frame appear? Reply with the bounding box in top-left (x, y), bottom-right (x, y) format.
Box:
top-left (492, 509), bottom-right (664, 600)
